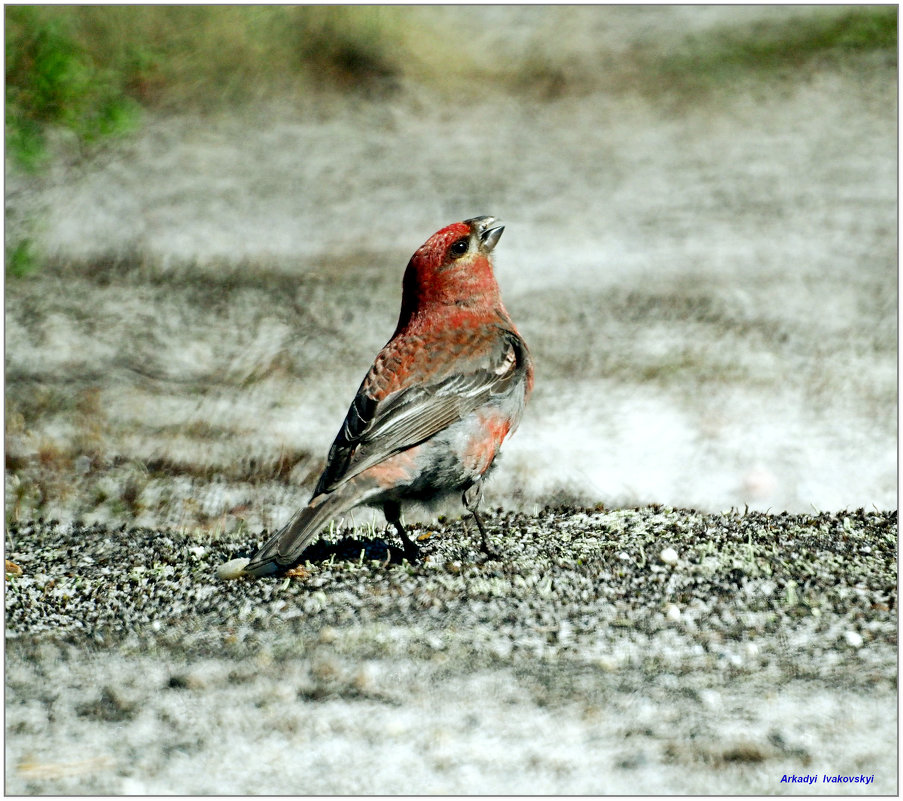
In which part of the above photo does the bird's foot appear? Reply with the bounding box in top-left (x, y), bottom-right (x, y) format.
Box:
top-left (402, 538), bottom-right (421, 564)
top-left (479, 534), bottom-right (500, 561)
top-left (389, 516), bottom-right (422, 564)
top-left (468, 512), bottom-right (500, 561)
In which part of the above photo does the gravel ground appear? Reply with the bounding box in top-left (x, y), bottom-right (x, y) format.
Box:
top-left (5, 507), bottom-right (897, 794)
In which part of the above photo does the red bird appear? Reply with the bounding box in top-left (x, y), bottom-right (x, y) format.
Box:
top-left (222, 216), bottom-right (533, 578)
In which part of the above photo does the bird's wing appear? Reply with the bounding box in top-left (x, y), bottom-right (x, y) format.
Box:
top-left (314, 329), bottom-right (526, 495)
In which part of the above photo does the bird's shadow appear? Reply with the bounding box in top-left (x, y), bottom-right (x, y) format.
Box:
top-left (232, 535), bottom-right (410, 571)
top-left (299, 535), bottom-right (409, 565)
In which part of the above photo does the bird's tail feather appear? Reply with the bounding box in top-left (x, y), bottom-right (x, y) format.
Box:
top-left (243, 481), bottom-right (378, 577)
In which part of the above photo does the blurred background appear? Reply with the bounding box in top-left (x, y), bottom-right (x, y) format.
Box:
top-left (5, 5), bottom-right (897, 534)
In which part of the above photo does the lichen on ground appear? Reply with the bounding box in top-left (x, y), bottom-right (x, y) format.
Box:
top-left (5, 507), bottom-right (897, 794)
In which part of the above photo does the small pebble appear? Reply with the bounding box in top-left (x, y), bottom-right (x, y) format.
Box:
top-left (660, 547), bottom-right (679, 565)
top-left (843, 630), bottom-right (863, 648)
top-left (594, 656), bottom-right (618, 672)
top-left (215, 557), bottom-right (250, 580)
top-left (700, 689), bottom-right (721, 710)
top-left (353, 662), bottom-right (379, 693)
top-left (318, 626), bottom-right (339, 644)
top-left (285, 566), bottom-right (310, 579)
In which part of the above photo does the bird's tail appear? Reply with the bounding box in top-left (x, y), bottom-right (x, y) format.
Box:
top-left (235, 480), bottom-right (379, 578)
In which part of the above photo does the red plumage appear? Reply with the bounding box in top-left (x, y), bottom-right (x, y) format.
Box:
top-left (236, 216), bottom-right (532, 577)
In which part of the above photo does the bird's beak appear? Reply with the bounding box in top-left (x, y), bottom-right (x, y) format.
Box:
top-left (479, 221), bottom-right (504, 253)
top-left (465, 215), bottom-right (505, 253)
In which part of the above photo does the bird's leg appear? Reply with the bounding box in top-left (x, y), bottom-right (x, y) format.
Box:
top-left (384, 500), bottom-right (419, 562)
top-left (463, 482), bottom-right (497, 559)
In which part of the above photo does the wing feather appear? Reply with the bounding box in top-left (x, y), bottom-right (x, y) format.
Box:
top-left (314, 329), bottom-right (525, 495)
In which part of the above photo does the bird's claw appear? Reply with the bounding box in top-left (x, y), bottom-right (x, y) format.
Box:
top-left (479, 537), bottom-right (500, 561)
top-left (402, 542), bottom-right (421, 564)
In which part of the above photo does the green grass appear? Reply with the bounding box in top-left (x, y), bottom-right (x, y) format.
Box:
top-left (655, 6), bottom-right (897, 89)
top-left (5, 5), bottom-right (408, 170)
top-left (5, 6), bottom-right (141, 170)
top-left (5, 5), bottom-right (897, 172)
top-left (5, 239), bottom-right (40, 278)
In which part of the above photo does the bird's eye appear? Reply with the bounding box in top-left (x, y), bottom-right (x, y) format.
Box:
top-left (449, 238), bottom-right (469, 259)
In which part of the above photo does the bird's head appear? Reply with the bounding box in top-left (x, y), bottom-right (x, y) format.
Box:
top-left (398, 216), bottom-right (506, 325)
